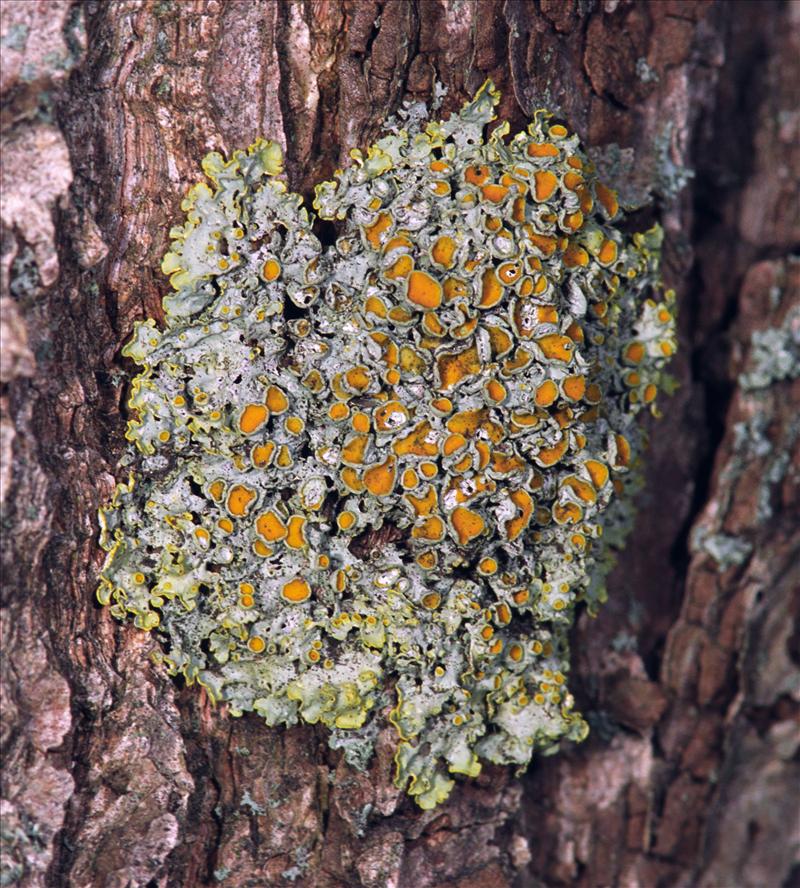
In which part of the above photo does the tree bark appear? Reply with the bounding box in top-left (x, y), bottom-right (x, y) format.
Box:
top-left (1, 1), bottom-right (797, 887)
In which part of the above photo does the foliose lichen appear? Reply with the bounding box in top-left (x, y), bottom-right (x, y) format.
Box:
top-left (98, 82), bottom-right (676, 808)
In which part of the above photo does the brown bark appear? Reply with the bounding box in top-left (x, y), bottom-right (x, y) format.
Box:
top-left (1, 1), bottom-right (797, 887)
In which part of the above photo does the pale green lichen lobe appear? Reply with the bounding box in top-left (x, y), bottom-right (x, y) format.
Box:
top-left (98, 83), bottom-right (676, 809)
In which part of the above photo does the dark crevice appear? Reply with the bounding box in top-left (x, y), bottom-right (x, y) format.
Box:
top-left (744, 695), bottom-right (800, 739)
top-left (600, 90), bottom-right (629, 113)
top-left (358, 3), bottom-right (383, 64)
top-left (783, 863), bottom-right (800, 888)
top-left (667, 4), bottom-right (772, 587)
top-left (167, 698), bottom-right (225, 885)
top-left (641, 636), bottom-right (665, 683)
top-left (273, 0), bottom-right (299, 192)
top-left (281, 296), bottom-right (307, 322)
top-left (314, 218), bottom-right (340, 250)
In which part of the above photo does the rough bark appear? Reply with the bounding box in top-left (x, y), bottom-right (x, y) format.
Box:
top-left (1, 1), bottom-right (797, 887)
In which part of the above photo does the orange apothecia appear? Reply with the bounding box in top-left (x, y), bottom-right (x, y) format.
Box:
top-left (98, 81), bottom-right (676, 809)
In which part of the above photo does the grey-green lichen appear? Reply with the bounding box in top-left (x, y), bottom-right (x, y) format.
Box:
top-left (690, 527), bottom-right (753, 570)
top-left (691, 286), bottom-right (798, 570)
top-left (98, 82), bottom-right (676, 809)
top-left (738, 305), bottom-right (800, 391)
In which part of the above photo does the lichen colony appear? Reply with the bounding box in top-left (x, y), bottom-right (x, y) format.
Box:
top-left (98, 82), bottom-right (676, 808)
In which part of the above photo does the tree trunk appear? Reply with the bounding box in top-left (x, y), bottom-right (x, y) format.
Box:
top-left (1, 1), bottom-right (797, 886)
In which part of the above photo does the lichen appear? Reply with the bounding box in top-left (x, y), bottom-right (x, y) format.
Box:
top-left (690, 527), bottom-right (753, 570)
top-left (281, 845), bottom-right (311, 882)
top-left (0, 23), bottom-right (29, 52)
top-left (691, 288), bottom-right (798, 571)
top-left (738, 306), bottom-right (800, 391)
top-left (589, 123), bottom-right (694, 211)
top-left (635, 57), bottom-right (659, 85)
top-left (239, 790), bottom-right (266, 816)
top-left (97, 82), bottom-right (676, 809)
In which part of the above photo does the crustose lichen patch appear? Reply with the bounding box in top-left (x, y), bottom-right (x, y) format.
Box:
top-left (98, 82), bottom-right (676, 808)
